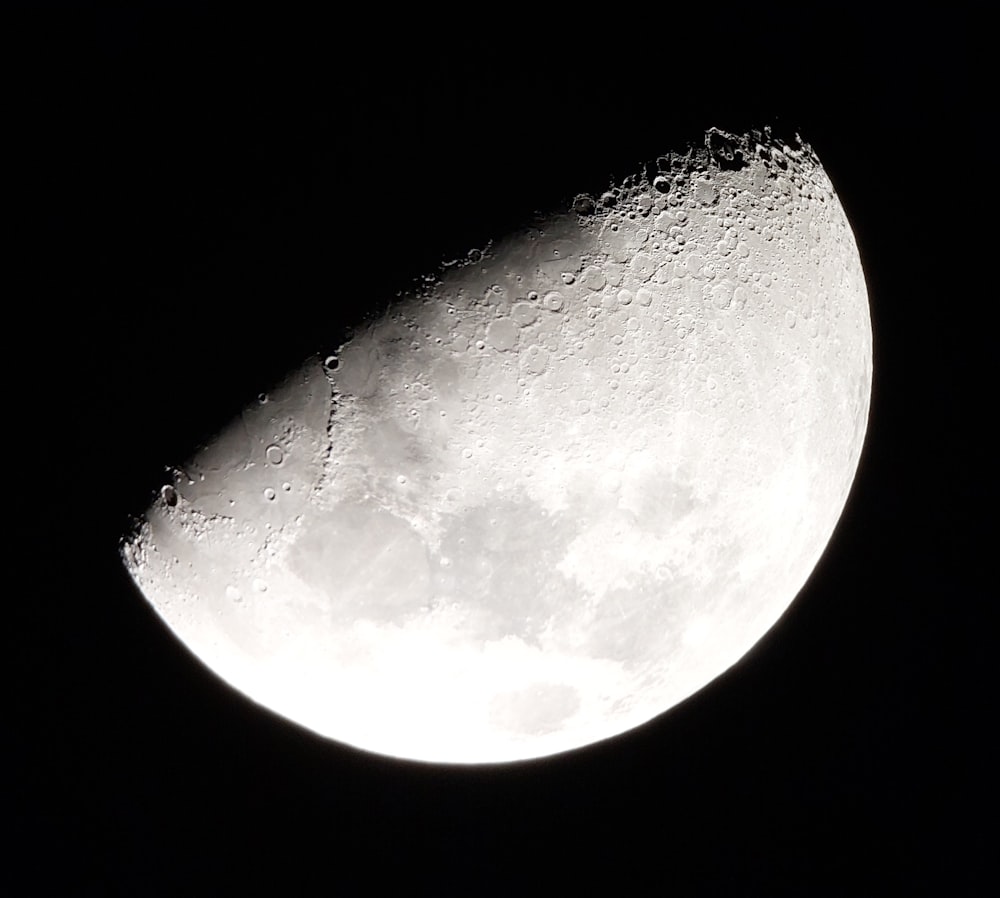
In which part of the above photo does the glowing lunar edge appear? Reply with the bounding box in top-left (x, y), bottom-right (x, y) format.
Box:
top-left (122, 128), bottom-right (872, 763)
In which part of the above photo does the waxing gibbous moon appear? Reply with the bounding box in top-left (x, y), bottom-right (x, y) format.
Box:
top-left (121, 128), bottom-right (872, 764)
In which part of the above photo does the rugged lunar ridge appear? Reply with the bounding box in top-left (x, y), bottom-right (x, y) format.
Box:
top-left (123, 128), bottom-right (871, 763)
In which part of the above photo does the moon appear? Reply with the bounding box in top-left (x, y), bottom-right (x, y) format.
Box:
top-left (121, 127), bottom-right (872, 764)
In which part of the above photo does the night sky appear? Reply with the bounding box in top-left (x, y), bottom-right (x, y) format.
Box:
top-left (12, 8), bottom-right (981, 896)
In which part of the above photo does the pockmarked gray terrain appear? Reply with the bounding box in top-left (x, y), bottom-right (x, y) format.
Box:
top-left (122, 128), bottom-right (872, 763)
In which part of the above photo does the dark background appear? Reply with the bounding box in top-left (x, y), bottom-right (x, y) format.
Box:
top-left (11, 7), bottom-right (982, 896)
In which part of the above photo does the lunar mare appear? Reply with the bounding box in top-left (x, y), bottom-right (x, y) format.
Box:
top-left (122, 128), bottom-right (872, 763)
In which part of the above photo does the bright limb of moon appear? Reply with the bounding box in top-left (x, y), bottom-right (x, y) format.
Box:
top-left (122, 128), bottom-right (872, 763)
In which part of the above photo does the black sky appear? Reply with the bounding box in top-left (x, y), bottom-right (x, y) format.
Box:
top-left (11, 8), bottom-right (983, 896)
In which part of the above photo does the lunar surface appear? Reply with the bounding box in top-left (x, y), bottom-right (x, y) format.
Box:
top-left (122, 128), bottom-right (872, 763)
